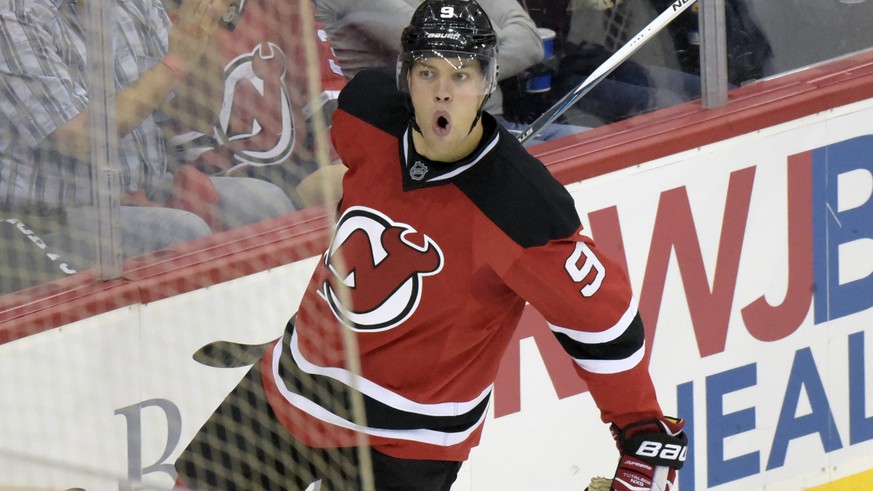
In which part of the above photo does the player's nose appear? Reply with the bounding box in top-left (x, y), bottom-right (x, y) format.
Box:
top-left (434, 76), bottom-right (452, 102)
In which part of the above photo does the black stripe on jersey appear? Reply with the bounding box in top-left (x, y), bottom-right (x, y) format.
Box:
top-left (278, 321), bottom-right (489, 433)
top-left (454, 127), bottom-right (581, 248)
top-left (336, 68), bottom-right (410, 139)
top-left (553, 312), bottom-right (646, 362)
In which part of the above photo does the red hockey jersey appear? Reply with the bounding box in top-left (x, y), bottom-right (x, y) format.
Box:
top-left (262, 69), bottom-right (663, 461)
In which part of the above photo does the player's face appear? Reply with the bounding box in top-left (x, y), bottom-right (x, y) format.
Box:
top-left (408, 56), bottom-right (488, 162)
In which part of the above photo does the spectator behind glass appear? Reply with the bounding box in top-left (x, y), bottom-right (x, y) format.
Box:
top-left (0, 0), bottom-right (295, 269)
top-left (314, 0), bottom-right (589, 145)
top-left (523, 0), bottom-right (705, 126)
top-left (164, 0), bottom-right (349, 208)
top-left (647, 0), bottom-right (772, 87)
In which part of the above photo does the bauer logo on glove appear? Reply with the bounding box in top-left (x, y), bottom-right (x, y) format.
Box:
top-left (627, 430), bottom-right (687, 467)
top-left (610, 417), bottom-right (688, 491)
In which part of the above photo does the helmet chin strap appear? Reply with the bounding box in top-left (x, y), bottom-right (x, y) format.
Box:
top-left (468, 92), bottom-right (491, 135)
top-left (407, 95), bottom-right (423, 135)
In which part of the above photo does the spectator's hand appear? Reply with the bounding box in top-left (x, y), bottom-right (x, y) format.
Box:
top-left (296, 163), bottom-right (346, 207)
top-left (193, 147), bottom-right (235, 175)
top-left (609, 417), bottom-right (687, 491)
top-left (121, 189), bottom-right (163, 207)
top-left (167, 165), bottom-right (223, 231)
top-left (168, 0), bottom-right (228, 70)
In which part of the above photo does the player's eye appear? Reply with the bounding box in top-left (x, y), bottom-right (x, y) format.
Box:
top-left (452, 72), bottom-right (469, 83)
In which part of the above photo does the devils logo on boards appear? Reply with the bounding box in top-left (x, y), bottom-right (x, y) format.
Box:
top-left (318, 207), bottom-right (444, 332)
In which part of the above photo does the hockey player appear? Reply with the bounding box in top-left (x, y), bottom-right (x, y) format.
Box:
top-left (176, 1), bottom-right (686, 489)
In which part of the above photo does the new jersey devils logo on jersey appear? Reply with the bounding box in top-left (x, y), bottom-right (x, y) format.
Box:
top-left (216, 42), bottom-right (295, 168)
top-left (318, 207), bottom-right (444, 331)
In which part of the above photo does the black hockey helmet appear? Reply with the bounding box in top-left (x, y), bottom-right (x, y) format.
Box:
top-left (397, 0), bottom-right (499, 95)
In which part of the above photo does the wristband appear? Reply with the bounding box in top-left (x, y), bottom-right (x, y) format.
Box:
top-left (160, 54), bottom-right (188, 80)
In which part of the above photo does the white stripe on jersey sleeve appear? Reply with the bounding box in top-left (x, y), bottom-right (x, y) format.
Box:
top-left (547, 297), bottom-right (639, 344)
top-left (572, 345), bottom-right (646, 374)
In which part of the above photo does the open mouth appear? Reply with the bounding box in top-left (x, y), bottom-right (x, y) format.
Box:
top-left (432, 111), bottom-right (451, 137)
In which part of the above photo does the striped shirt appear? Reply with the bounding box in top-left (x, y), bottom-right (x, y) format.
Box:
top-left (0, 0), bottom-right (172, 207)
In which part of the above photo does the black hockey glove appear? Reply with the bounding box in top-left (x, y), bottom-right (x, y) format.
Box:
top-left (609, 416), bottom-right (687, 491)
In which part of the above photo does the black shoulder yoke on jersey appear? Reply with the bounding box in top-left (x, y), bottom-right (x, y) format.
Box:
top-left (455, 126), bottom-right (581, 249)
top-left (336, 68), bottom-right (409, 138)
top-left (336, 69), bottom-right (581, 249)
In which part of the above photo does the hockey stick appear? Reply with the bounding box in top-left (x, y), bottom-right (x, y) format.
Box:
top-left (517, 0), bottom-right (699, 144)
top-left (192, 339), bottom-right (275, 367)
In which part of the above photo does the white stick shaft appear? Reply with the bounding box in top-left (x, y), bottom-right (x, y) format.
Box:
top-left (651, 465), bottom-right (671, 490)
top-left (517, 0), bottom-right (700, 143)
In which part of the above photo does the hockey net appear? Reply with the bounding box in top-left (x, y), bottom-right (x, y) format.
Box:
top-left (0, 0), bottom-right (370, 489)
